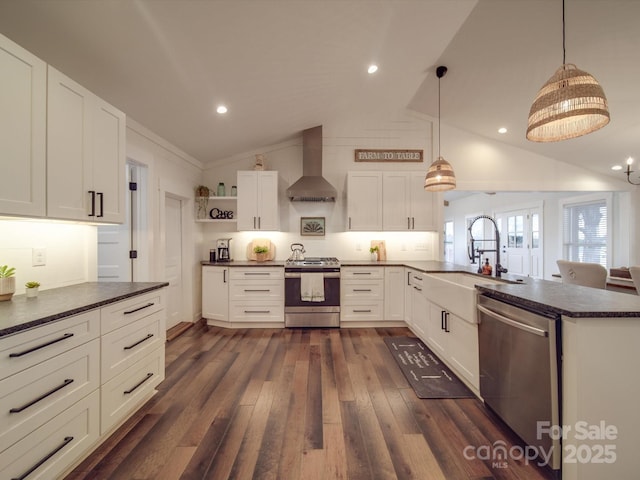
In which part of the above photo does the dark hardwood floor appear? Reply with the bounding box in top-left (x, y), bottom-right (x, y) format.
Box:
top-left (65, 323), bottom-right (555, 480)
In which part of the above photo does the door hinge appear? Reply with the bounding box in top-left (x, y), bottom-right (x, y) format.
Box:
top-left (129, 250), bottom-right (138, 259)
top-left (129, 182), bottom-right (137, 191)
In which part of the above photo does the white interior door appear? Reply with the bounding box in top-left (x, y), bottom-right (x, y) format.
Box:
top-left (496, 205), bottom-right (543, 278)
top-left (165, 195), bottom-right (183, 330)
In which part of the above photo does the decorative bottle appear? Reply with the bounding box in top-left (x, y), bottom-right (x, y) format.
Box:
top-left (217, 182), bottom-right (226, 197)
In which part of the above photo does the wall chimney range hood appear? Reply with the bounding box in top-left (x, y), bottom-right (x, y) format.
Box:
top-left (287, 125), bottom-right (337, 202)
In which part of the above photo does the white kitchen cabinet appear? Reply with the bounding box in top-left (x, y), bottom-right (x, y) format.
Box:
top-left (0, 33), bottom-right (47, 217)
top-left (341, 266), bottom-right (384, 323)
top-left (228, 267), bottom-right (284, 324)
top-left (408, 272), bottom-right (428, 338)
top-left (236, 171), bottom-right (279, 231)
top-left (404, 269), bottom-right (413, 328)
top-left (47, 66), bottom-right (125, 223)
top-left (347, 171), bottom-right (383, 231)
top-left (382, 172), bottom-right (439, 231)
top-left (426, 302), bottom-right (479, 390)
top-left (384, 266), bottom-right (405, 321)
top-left (202, 266), bottom-right (229, 323)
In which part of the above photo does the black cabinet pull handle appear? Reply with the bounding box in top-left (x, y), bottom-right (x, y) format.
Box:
top-left (353, 289), bottom-right (372, 292)
top-left (97, 192), bottom-right (104, 217)
top-left (353, 272), bottom-right (371, 275)
top-left (124, 373), bottom-right (153, 394)
top-left (123, 302), bottom-right (154, 315)
top-left (413, 286), bottom-right (422, 292)
top-left (223, 269), bottom-right (227, 283)
top-left (441, 310), bottom-right (446, 330)
top-left (244, 289), bottom-right (271, 292)
top-left (445, 312), bottom-right (450, 332)
top-left (9, 333), bottom-right (74, 358)
top-left (10, 379), bottom-right (74, 414)
top-left (88, 190), bottom-right (96, 216)
top-left (123, 333), bottom-right (154, 350)
top-left (11, 436), bottom-right (74, 480)
top-left (353, 309), bottom-right (372, 313)
top-left (244, 272), bottom-right (270, 275)
top-left (244, 310), bottom-right (270, 314)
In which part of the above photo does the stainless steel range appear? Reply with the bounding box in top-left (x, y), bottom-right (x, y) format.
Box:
top-left (284, 257), bottom-right (340, 327)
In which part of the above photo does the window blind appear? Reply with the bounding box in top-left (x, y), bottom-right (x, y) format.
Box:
top-left (562, 199), bottom-right (608, 267)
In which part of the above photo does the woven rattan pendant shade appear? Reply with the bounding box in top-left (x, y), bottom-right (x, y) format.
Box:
top-left (424, 156), bottom-right (456, 191)
top-left (526, 63), bottom-right (609, 142)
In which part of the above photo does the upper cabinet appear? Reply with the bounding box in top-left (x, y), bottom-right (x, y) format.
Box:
top-left (347, 171), bottom-right (383, 231)
top-left (382, 172), bottom-right (439, 231)
top-left (0, 34), bottom-right (47, 217)
top-left (47, 67), bottom-right (126, 223)
top-left (236, 171), bottom-right (279, 231)
top-left (347, 171), bottom-right (440, 232)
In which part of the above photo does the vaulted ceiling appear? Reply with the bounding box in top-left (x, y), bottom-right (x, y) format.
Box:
top-left (1, 0), bottom-right (637, 183)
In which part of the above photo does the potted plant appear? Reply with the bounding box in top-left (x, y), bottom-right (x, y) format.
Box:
top-left (0, 265), bottom-right (16, 301)
top-left (25, 281), bottom-right (40, 298)
top-left (195, 185), bottom-right (210, 219)
top-left (369, 246), bottom-right (379, 261)
top-left (253, 245), bottom-right (270, 262)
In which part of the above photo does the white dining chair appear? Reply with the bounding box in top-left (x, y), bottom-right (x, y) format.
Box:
top-left (556, 260), bottom-right (607, 289)
top-left (629, 266), bottom-right (640, 294)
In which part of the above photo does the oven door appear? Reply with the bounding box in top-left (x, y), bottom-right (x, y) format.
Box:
top-left (284, 269), bottom-right (340, 307)
top-left (284, 269), bottom-right (340, 327)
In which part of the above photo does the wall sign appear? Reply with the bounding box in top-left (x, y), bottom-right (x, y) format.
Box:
top-left (354, 149), bottom-right (424, 163)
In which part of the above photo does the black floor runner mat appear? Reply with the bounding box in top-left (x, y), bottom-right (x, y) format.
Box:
top-left (384, 336), bottom-right (474, 399)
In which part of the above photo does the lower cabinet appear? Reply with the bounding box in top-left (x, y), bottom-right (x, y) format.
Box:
top-left (384, 266), bottom-right (405, 321)
top-left (202, 266), bottom-right (229, 322)
top-left (0, 287), bottom-right (166, 478)
top-left (341, 266), bottom-right (384, 323)
top-left (426, 302), bottom-right (480, 391)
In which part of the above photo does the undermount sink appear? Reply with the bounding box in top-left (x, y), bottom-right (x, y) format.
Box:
top-left (422, 272), bottom-right (510, 323)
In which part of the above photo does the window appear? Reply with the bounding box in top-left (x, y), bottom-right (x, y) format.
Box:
top-left (443, 220), bottom-right (454, 262)
top-left (561, 194), bottom-right (611, 268)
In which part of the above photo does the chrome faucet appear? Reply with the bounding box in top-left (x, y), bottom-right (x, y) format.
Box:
top-left (468, 215), bottom-right (508, 278)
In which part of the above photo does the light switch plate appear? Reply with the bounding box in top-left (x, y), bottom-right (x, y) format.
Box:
top-left (32, 248), bottom-right (46, 266)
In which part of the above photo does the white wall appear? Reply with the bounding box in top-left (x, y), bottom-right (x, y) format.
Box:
top-left (0, 219), bottom-right (97, 294)
top-left (201, 109), bottom-right (440, 262)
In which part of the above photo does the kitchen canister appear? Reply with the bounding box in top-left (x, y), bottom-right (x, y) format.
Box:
top-left (217, 182), bottom-right (226, 196)
top-left (231, 185), bottom-right (237, 196)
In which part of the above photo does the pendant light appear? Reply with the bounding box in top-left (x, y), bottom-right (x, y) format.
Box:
top-left (425, 65), bottom-right (456, 192)
top-left (526, 0), bottom-right (609, 142)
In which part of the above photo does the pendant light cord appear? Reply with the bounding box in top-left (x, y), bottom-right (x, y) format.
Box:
top-left (562, 0), bottom-right (566, 65)
top-left (438, 74), bottom-right (441, 158)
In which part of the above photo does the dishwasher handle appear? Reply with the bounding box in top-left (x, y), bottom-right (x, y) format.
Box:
top-left (477, 305), bottom-right (548, 337)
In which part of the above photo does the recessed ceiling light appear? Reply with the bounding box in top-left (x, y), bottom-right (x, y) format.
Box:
top-left (498, 127), bottom-right (507, 134)
top-left (611, 165), bottom-right (622, 171)
top-left (367, 64), bottom-right (378, 74)
top-left (216, 105), bottom-right (228, 114)
top-left (627, 156), bottom-right (634, 165)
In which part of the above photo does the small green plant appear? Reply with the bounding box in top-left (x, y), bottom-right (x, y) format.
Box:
top-left (253, 245), bottom-right (269, 254)
top-left (369, 246), bottom-right (379, 254)
top-left (0, 265), bottom-right (16, 278)
top-left (25, 281), bottom-right (40, 289)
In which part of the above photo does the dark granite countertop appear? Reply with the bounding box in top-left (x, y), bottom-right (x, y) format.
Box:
top-left (200, 259), bottom-right (640, 318)
top-left (0, 282), bottom-right (169, 338)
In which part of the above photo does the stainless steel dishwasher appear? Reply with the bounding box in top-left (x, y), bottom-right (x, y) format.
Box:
top-left (477, 294), bottom-right (561, 473)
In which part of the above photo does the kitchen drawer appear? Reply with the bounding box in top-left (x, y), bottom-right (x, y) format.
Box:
top-left (341, 280), bottom-right (384, 301)
top-left (229, 279), bottom-right (283, 301)
top-left (340, 302), bottom-right (384, 321)
top-left (0, 389), bottom-right (99, 480)
top-left (341, 267), bottom-right (384, 280)
top-left (407, 270), bottom-right (424, 287)
top-left (0, 338), bottom-right (99, 452)
top-left (229, 301), bottom-right (284, 322)
top-left (101, 311), bottom-right (165, 383)
top-left (229, 267), bottom-right (284, 280)
top-left (101, 290), bottom-right (165, 335)
top-left (0, 309), bottom-right (99, 381)
top-left (101, 346), bottom-right (164, 434)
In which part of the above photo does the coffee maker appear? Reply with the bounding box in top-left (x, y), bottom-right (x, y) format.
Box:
top-left (216, 238), bottom-right (232, 262)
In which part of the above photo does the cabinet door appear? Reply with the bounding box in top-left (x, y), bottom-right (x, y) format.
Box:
top-left (92, 97), bottom-right (125, 223)
top-left (256, 171), bottom-right (279, 230)
top-left (0, 34), bottom-right (46, 217)
top-left (404, 269), bottom-right (413, 327)
top-left (384, 266), bottom-right (405, 321)
top-left (426, 303), bottom-right (448, 356)
top-left (236, 171), bottom-right (258, 230)
top-left (411, 284), bottom-right (428, 339)
top-left (347, 172), bottom-right (382, 230)
top-left (202, 267), bottom-right (229, 322)
top-left (382, 173), bottom-right (411, 230)
top-left (447, 313), bottom-right (479, 389)
top-left (47, 66), bottom-right (93, 221)
top-left (409, 172), bottom-right (439, 231)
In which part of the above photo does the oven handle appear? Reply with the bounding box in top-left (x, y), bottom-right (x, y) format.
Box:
top-left (285, 272), bottom-right (340, 278)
